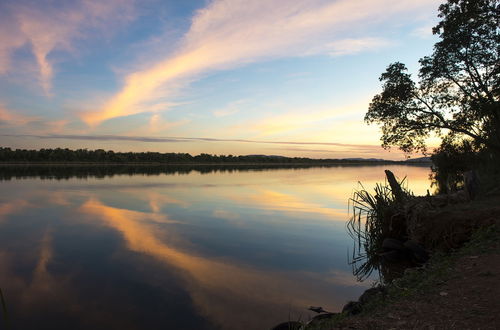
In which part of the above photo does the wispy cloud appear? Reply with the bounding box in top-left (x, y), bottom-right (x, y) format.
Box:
top-left (325, 37), bottom-right (393, 56)
top-left (0, 105), bottom-right (70, 135)
top-left (2, 133), bottom-right (382, 149)
top-left (212, 99), bottom-right (248, 118)
top-left (82, 0), bottom-right (437, 125)
top-left (147, 113), bottom-right (190, 134)
top-left (0, 105), bottom-right (39, 125)
top-left (0, 0), bottom-right (135, 94)
top-left (411, 23), bottom-right (436, 39)
top-left (235, 108), bottom-right (349, 137)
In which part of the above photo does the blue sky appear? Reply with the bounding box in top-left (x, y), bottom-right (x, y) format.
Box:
top-left (0, 0), bottom-right (441, 159)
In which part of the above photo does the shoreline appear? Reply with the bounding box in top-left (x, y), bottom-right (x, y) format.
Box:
top-left (272, 177), bottom-right (500, 329)
top-left (332, 222), bottom-right (500, 329)
top-left (0, 161), bottom-right (431, 166)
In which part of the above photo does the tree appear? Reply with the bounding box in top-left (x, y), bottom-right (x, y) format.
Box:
top-left (365, 0), bottom-right (500, 154)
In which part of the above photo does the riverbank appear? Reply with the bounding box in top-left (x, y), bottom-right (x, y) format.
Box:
top-left (272, 186), bottom-right (500, 330)
top-left (332, 222), bottom-right (500, 329)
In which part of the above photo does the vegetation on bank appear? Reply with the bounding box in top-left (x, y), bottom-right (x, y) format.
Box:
top-left (0, 146), bottom-right (429, 164)
top-left (329, 224), bottom-right (500, 329)
top-left (309, 0), bottom-right (500, 328)
top-left (346, 0), bottom-right (500, 281)
top-left (347, 174), bottom-right (414, 281)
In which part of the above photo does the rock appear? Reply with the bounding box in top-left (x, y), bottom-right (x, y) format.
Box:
top-left (448, 190), bottom-right (469, 203)
top-left (271, 321), bottom-right (303, 330)
top-left (380, 249), bottom-right (406, 263)
top-left (404, 240), bottom-right (429, 263)
top-left (382, 238), bottom-right (406, 251)
top-left (306, 313), bottom-right (337, 327)
top-left (342, 301), bottom-right (362, 315)
top-left (358, 286), bottom-right (386, 305)
top-left (308, 306), bottom-right (328, 313)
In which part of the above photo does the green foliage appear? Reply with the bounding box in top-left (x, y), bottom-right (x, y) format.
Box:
top-left (366, 0), bottom-right (500, 154)
top-left (431, 137), bottom-right (500, 194)
top-left (430, 137), bottom-right (479, 193)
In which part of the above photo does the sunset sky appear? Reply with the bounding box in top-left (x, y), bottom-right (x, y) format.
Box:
top-left (0, 0), bottom-right (441, 159)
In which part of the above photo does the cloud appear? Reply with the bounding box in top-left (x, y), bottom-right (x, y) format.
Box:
top-left (0, 105), bottom-right (39, 125)
top-left (82, 0), bottom-right (438, 125)
top-left (2, 133), bottom-right (383, 149)
top-left (0, 0), bottom-right (135, 94)
top-left (147, 113), bottom-right (190, 133)
top-left (235, 108), bottom-right (352, 136)
top-left (411, 23), bottom-right (436, 39)
top-left (0, 105), bottom-right (70, 135)
top-left (326, 37), bottom-right (393, 56)
top-left (213, 99), bottom-right (248, 118)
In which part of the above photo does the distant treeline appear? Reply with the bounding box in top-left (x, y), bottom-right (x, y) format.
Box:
top-left (0, 147), bottom-right (408, 164)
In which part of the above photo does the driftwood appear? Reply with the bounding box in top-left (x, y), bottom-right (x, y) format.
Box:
top-left (385, 170), bottom-right (406, 203)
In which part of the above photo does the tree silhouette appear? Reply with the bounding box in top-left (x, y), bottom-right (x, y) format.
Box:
top-left (366, 0), bottom-right (499, 153)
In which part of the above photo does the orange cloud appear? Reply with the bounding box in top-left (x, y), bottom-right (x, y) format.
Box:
top-left (81, 0), bottom-right (438, 125)
top-left (0, 105), bottom-right (39, 125)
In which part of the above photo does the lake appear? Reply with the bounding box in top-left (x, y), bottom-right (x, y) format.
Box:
top-left (0, 164), bottom-right (431, 329)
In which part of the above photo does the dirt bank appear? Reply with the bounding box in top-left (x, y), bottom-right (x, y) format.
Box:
top-left (333, 220), bottom-right (500, 329)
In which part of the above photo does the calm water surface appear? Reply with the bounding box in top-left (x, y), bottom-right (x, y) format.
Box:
top-left (0, 165), bottom-right (431, 329)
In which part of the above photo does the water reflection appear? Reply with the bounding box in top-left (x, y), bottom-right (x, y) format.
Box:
top-left (0, 165), bottom-right (431, 329)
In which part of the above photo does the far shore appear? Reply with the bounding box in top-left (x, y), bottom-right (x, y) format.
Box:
top-left (0, 161), bottom-right (431, 166)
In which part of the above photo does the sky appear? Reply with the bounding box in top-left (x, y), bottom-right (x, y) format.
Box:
top-left (0, 0), bottom-right (442, 159)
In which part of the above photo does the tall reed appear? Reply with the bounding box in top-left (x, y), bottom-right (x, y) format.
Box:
top-left (347, 177), bottom-right (410, 281)
top-left (0, 287), bottom-right (8, 329)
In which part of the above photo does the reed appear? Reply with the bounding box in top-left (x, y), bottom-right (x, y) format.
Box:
top-left (0, 287), bottom-right (9, 329)
top-left (347, 176), bottom-right (411, 281)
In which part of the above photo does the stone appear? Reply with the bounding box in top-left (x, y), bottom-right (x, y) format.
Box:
top-left (380, 249), bottom-right (405, 263)
top-left (404, 240), bottom-right (429, 263)
top-left (342, 301), bottom-right (362, 315)
top-left (358, 286), bottom-right (386, 305)
top-left (271, 321), bottom-right (303, 330)
top-left (307, 313), bottom-right (337, 327)
top-left (382, 238), bottom-right (407, 251)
